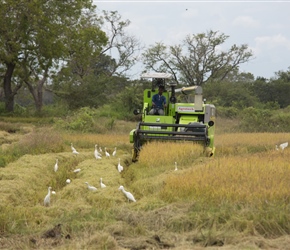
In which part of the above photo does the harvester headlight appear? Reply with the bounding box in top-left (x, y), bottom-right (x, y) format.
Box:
top-left (208, 121), bottom-right (214, 127)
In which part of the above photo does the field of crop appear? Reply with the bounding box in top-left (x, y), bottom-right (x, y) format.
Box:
top-left (1, 118), bottom-right (290, 249)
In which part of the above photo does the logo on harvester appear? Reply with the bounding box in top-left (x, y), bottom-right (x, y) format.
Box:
top-left (177, 106), bottom-right (195, 112)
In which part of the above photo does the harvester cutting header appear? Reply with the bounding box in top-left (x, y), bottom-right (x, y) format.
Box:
top-left (129, 72), bottom-right (216, 162)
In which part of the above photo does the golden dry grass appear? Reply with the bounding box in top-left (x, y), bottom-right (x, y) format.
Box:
top-left (215, 132), bottom-right (290, 156)
top-left (1, 121), bottom-right (290, 249)
top-left (161, 150), bottom-right (290, 204)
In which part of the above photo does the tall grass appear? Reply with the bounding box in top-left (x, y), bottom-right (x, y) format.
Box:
top-left (160, 151), bottom-right (290, 204)
top-left (1, 118), bottom-right (290, 248)
top-left (0, 127), bottom-right (64, 167)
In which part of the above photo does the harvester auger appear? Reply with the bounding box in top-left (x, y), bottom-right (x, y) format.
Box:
top-left (129, 72), bottom-right (216, 162)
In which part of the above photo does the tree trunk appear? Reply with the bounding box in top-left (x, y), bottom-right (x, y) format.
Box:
top-left (3, 63), bottom-right (16, 112)
top-left (25, 76), bottom-right (46, 113)
top-left (36, 81), bottom-right (44, 113)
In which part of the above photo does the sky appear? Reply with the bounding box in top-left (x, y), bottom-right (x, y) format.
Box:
top-left (94, 1), bottom-right (290, 80)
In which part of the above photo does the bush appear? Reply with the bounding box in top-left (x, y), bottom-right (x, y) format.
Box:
top-left (55, 106), bottom-right (119, 133)
top-left (216, 106), bottom-right (238, 118)
top-left (239, 107), bottom-right (290, 132)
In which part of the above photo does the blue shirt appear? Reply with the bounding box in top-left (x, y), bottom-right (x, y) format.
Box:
top-left (152, 94), bottom-right (166, 109)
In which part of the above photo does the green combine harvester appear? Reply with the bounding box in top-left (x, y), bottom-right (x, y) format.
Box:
top-left (129, 72), bottom-right (216, 162)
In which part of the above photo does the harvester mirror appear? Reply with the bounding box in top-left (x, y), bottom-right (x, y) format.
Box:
top-left (170, 96), bottom-right (177, 103)
top-left (133, 109), bottom-right (140, 115)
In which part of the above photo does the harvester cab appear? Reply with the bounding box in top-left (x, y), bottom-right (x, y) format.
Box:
top-left (130, 72), bottom-right (216, 162)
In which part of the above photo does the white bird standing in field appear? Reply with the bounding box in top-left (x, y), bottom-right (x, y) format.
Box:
top-left (174, 162), bottom-right (178, 171)
top-left (105, 147), bottom-right (110, 157)
top-left (94, 145), bottom-right (102, 159)
top-left (118, 185), bottom-right (136, 202)
top-left (71, 143), bottom-right (79, 155)
top-left (73, 168), bottom-right (81, 173)
top-left (85, 182), bottom-right (97, 191)
top-left (99, 147), bottom-right (103, 153)
top-left (100, 178), bottom-right (106, 188)
top-left (44, 187), bottom-right (52, 207)
top-left (117, 158), bottom-right (123, 173)
top-left (54, 159), bottom-right (58, 172)
top-left (112, 147), bottom-right (117, 157)
top-left (66, 179), bottom-right (71, 184)
top-left (276, 142), bottom-right (288, 150)
top-left (94, 144), bottom-right (102, 159)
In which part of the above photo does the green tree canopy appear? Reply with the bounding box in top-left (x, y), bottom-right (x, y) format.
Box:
top-left (142, 30), bottom-right (253, 86)
top-left (0, 0), bottom-right (107, 112)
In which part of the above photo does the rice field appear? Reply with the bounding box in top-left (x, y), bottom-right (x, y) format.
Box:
top-left (1, 120), bottom-right (290, 249)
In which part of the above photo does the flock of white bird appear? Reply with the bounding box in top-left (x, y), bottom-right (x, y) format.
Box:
top-left (44, 141), bottom-right (289, 207)
top-left (44, 143), bottom-right (135, 206)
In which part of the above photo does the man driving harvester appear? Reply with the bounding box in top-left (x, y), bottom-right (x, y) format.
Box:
top-left (148, 85), bottom-right (167, 115)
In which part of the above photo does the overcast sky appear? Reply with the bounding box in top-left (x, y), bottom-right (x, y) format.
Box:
top-left (94, 1), bottom-right (290, 80)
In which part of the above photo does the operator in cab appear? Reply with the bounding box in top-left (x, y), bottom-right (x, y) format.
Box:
top-left (149, 85), bottom-right (167, 115)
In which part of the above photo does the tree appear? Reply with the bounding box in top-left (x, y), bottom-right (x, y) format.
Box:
top-left (52, 10), bottom-right (142, 110)
top-left (100, 10), bottom-right (143, 77)
top-left (250, 68), bottom-right (290, 108)
top-left (142, 30), bottom-right (253, 86)
top-left (273, 67), bottom-right (290, 82)
top-left (0, 0), bottom-right (107, 112)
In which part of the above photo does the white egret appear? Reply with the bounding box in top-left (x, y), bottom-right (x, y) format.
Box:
top-left (51, 191), bottom-right (56, 195)
top-left (94, 144), bottom-right (102, 159)
top-left (85, 182), bottom-right (97, 191)
top-left (117, 158), bottom-right (123, 173)
top-left (105, 147), bottom-right (110, 157)
top-left (118, 185), bottom-right (136, 202)
top-left (66, 179), bottom-right (71, 184)
top-left (99, 147), bottom-right (103, 153)
top-left (54, 159), bottom-right (58, 172)
top-left (71, 143), bottom-right (79, 155)
top-left (276, 142), bottom-right (288, 150)
top-left (44, 187), bottom-right (52, 206)
top-left (71, 143), bottom-right (76, 151)
top-left (100, 178), bottom-right (106, 188)
top-left (112, 147), bottom-right (117, 157)
top-left (73, 168), bottom-right (81, 173)
top-left (174, 162), bottom-right (178, 171)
